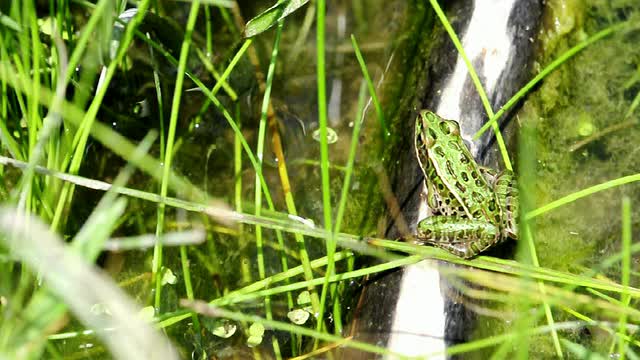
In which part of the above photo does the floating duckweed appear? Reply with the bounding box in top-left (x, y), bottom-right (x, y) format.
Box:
top-left (287, 308), bottom-right (311, 325)
top-left (297, 290), bottom-right (311, 305)
top-left (161, 268), bottom-right (177, 285)
top-left (210, 320), bottom-right (237, 339)
top-left (312, 127), bottom-right (338, 144)
top-left (576, 112), bottom-right (595, 137)
top-left (138, 306), bottom-right (155, 322)
top-left (246, 323), bottom-right (265, 347)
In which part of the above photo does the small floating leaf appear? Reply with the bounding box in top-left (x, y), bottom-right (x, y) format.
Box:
top-left (248, 322), bottom-right (265, 337)
top-left (246, 335), bottom-right (263, 347)
top-left (211, 320), bottom-right (237, 339)
top-left (287, 308), bottom-right (310, 325)
top-left (244, 0), bottom-right (310, 38)
top-left (161, 268), bottom-right (177, 285)
top-left (312, 128), bottom-right (338, 144)
top-left (296, 290), bottom-right (311, 305)
top-left (576, 112), bottom-right (595, 137)
top-left (246, 323), bottom-right (265, 347)
top-left (138, 306), bottom-right (156, 322)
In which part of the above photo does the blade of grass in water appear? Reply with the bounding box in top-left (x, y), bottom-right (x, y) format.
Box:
top-left (373, 239), bottom-right (640, 296)
top-left (525, 173), bottom-right (640, 220)
top-left (560, 306), bottom-right (640, 349)
top-left (195, 38), bottom-right (251, 116)
top-left (153, 0), bottom-right (202, 337)
top-left (563, 340), bottom-right (608, 360)
top-left (427, 0), bottom-right (512, 171)
top-left (23, 0), bottom-right (42, 179)
top-left (254, 17), bottom-right (286, 359)
top-left (315, 0), bottom-right (336, 338)
top-left (104, 230), bottom-right (206, 251)
top-left (287, 3), bottom-right (315, 63)
top-left (233, 103), bottom-right (252, 282)
top-left (617, 197), bottom-right (632, 360)
top-left (517, 121), bottom-right (563, 358)
top-left (330, 80), bottom-right (367, 333)
top-left (153, 0), bottom-right (196, 308)
top-left (194, 48), bottom-right (238, 100)
top-left (351, 34), bottom-right (388, 138)
top-left (521, 224), bottom-right (564, 359)
top-left (211, 255), bottom-right (421, 307)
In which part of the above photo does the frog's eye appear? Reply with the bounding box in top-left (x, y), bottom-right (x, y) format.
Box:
top-left (439, 120), bottom-right (451, 134)
top-left (446, 120), bottom-right (460, 135)
top-left (419, 130), bottom-right (435, 147)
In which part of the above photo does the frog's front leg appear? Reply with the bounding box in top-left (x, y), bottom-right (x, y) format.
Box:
top-left (415, 216), bottom-right (499, 258)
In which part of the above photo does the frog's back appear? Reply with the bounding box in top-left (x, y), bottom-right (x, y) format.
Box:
top-left (418, 111), bottom-right (500, 223)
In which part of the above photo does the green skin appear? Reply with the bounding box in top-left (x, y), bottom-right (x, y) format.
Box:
top-left (414, 110), bottom-right (518, 258)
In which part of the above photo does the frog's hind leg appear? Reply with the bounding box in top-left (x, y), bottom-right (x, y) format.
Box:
top-left (416, 216), bottom-right (499, 258)
top-left (493, 171), bottom-right (519, 240)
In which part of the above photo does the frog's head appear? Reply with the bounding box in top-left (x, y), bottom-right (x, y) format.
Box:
top-left (415, 111), bottom-right (460, 148)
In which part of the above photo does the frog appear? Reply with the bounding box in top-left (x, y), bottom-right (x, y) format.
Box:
top-left (412, 110), bottom-right (518, 258)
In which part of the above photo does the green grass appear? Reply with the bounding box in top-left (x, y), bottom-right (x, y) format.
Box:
top-left (1, 1), bottom-right (640, 359)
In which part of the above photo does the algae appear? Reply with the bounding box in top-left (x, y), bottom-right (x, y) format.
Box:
top-left (511, 0), bottom-right (640, 356)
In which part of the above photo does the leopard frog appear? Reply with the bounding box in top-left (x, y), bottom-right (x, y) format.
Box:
top-left (413, 110), bottom-right (518, 258)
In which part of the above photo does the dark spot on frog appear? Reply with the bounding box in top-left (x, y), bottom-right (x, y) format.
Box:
top-left (472, 192), bottom-right (484, 203)
top-left (434, 146), bottom-right (446, 157)
top-left (428, 128), bottom-right (438, 140)
top-left (446, 160), bottom-right (455, 176)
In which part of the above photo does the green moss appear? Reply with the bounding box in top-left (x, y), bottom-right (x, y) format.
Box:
top-left (519, 0), bottom-right (640, 271)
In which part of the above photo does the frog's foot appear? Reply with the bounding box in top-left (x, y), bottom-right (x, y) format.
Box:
top-left (415, 216), bottom-right (501, 258)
